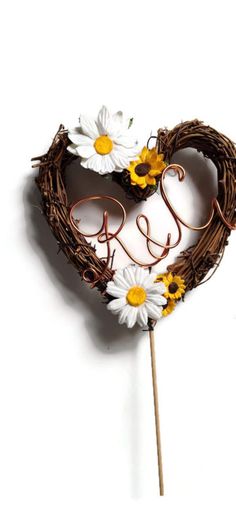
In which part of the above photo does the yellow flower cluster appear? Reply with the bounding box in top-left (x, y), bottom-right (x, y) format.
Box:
top-left (127, 146), bottom-right (166, 189)
top-left (156, 272), bottom-right (186, 317)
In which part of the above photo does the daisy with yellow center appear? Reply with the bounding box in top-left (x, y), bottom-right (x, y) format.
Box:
top-left (162, 299), bottom-right (176, 317)
top-left (127, 146), bottom-right (167, 189)
top-left (67, 106), bottom-right (139, 175)
top-left (106, 265), bottom-right (167, 328)
top-left (156, 272), bottom-right (186, 300)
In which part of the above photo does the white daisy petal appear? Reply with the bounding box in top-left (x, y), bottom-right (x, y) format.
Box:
top-left (137, 306), bottom-right (148, 327)
top-left (114, 135), bottom-right (138, 148)
top-left (106, 282), bottom-right (127, 298)
top-left (118, 304), bottom-right (130, 325)
top-left (126, 307), bottom-right (138, 328)
top-left (76, 145), bottom-right (96, 159)
top-left (143, 272), bottom-right (157, 289)
top-left (109, 112), bottom-right (131, 137)
top-left (146, 294), bottom-right (167, 306)
top-left (89, 154), bottom-right (103, 172)
top-left (112, 111), bottom-right (123, 125)
top-left (97, 105), bottom-right (111, 134)
top-left (156, 282), bottom-right (166, 294)
top-left (135, 266), bottom-right (147, 286)
top-left (111, 146), bottom-right (139, 172)
top-left (113, 167), bottom-right (123, 173)
top-left (147, 283), bottom-right (162, 292)
top-left (80, 158), bottom-right (89, 168)
top-left (146, 302), bottom-right (163, 321)
top-left (123, 266), bottom-right (136, 287)
top-left (80, 114), bottom-right (99, 139)
top-left (123, 116), bottom-right (132, 130)
top-left (67, 144), bottom-right (79, 155)
top-left (68, 133), bottom-right (94, 146)
top-left (147, 282), bottom-right (167, 295)
top-left (111, 150), bottom-right (130, 170)
top-left (80, 154), bottom-right (102, 172)
top-left (68, 127), bottom-right (81, 134)
top-left (113, 272), bottom-right (130, 290)
top-left (112, 113), bottom-right (131, 133)
top-left (99, 154), bottom-right (116, 174)
top-left (150, 271), bottom-right (158, 280)
top-left (107, 297), bottom-right (126, 312)
top-left (115, 144), bottom-right (139, 157)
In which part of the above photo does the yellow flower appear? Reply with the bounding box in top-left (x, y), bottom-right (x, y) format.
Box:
top-left (156, 272), bottom-right (186, 300)
top-left (127, 146), bottom-right (167, 189)
top-left (162, 299), bottom-right (176, 317)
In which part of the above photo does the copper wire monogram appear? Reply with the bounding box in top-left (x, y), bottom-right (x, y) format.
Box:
top-left (69, 164), bottom-right (236, 285)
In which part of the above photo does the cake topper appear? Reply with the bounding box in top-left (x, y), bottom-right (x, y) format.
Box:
top-left (32, 107), bottom-right (236, 495)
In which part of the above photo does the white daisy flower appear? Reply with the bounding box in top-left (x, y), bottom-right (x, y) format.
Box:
top-left (106, 265), bottom-right (167, 329)
top-left (67, 105), bottom-right (138, 175)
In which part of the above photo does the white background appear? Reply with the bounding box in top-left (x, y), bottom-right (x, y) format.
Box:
top-left (0, 0), bottom-right (236, 522)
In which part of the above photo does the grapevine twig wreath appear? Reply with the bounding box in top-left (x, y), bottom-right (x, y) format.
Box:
top-left (32, 107), bottom-right (236, 495)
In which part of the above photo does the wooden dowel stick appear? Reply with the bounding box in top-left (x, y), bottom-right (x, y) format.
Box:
top-left (149, 328), bottom-right (164, 496)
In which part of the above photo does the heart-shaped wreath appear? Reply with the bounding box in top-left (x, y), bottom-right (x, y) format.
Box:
top-left (33, 107), bottom-right (236, 329)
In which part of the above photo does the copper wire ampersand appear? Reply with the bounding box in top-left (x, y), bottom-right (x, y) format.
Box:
top-left (69, 164), bottom-right (236, 285)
